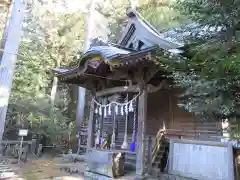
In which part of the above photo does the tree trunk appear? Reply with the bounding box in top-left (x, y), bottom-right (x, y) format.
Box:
top-left (50, 51), bottom-right (60, 108)
top-left (50, 77), bottom-right (58, 106)
top-left (0, 0), bottom-right (25, 140)
top-left (76, 0), bottom-right (96, 132)
top-left (50, 44), bottom-right (61, 121)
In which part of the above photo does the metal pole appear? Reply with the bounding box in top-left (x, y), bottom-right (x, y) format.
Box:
top-left (0, 0), bottom-right (25, 140)
top-left (76, 0), bottom-right (96, 149)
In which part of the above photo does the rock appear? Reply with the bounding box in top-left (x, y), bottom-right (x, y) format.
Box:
top-left (62, 154), bottom-right (86, 163)
top-left (73, 154), bottom-right (86, 162)
top-left (11, 160), bottom-right (18, 164)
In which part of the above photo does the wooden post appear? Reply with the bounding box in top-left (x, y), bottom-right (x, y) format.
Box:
top-left (136, 87), bottom-right (147, 178)
top-left (111, 105), bottom-right (116, 149)
top-left (147, 136), bottom-right (152, 175)
top-left (169, 93), bottom-right (174, 128)
top-left (99, 98), bottom-right (106, 148)
top-left (87, 98), bottom-right (95, 149)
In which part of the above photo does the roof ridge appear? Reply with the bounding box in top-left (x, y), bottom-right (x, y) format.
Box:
top-left (126, 8), bottom-right (161, 36)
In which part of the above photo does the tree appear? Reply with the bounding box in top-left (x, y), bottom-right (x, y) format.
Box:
top-left (4, 0), bottom-right (86, 144)
top-left (157, 0), bottom-right (240, 123)
top-left (3, 0), bottom-right (188, 143)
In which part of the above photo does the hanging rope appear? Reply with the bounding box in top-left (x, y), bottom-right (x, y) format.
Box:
top-left (129, 96), bottom-right (137, 152)
top-left (93, 91), bottom-right (141, 107)
top-left (121, 94), bottom-right (129, 149)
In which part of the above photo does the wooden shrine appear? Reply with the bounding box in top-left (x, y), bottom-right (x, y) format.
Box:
top-left (53, 8), bottom-right (223, 179)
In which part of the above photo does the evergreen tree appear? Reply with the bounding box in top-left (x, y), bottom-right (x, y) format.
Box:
top-left (160, 0), bottom-right (240, 122)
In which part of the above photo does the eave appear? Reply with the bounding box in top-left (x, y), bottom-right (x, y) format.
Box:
top-left (53, 46), bottom-right (170, 89)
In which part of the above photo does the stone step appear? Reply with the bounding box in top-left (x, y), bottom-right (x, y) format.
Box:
top-left (0, 171), bottom-right (17, 179)
top-left (0, 168), bottom-right (12, 171)
top-left (124, 161), bottom-right (136, 170)
top-left (152, 161), bottom-right (161, 168)
top-left (151, 167), bottom-right (161, 178)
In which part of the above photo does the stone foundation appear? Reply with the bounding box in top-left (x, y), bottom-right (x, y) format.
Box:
top-left (84, 171), bottom-right (112, 180)
top-left (159, 174), bottom-right (196, 180)
top-left (83, 171), bottom-right (196, 180)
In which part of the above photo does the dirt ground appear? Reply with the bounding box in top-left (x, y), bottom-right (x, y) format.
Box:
top-left (6, 155), bottom-right (86, 180)
top-left (4, 155), bottom-right (157, 180)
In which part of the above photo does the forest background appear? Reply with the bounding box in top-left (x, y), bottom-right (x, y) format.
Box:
top-left (1, 0), bottom-right (239, 148)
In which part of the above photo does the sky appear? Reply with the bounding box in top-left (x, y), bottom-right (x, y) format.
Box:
top-left (53, 0), bottom-right (87, 13)
top-left (52, 0), bottom-right (105, 13)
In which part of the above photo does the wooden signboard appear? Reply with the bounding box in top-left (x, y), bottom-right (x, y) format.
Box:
top-left (168, 139), bottom-right (234, 180)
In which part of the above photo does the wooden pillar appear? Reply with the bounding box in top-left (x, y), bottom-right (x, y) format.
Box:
top-left (169, 93), bottom-right (174, 129)
top-left (147, 136), bottom-right (152, 175)
top-left (99, 98), bottom-right (106, 148)
top-left (136, 88), bottom-right (147, 178)
top-left (87, 98), bottom-right (95, 149)
top-left (110, 104), bottom-right (116, 149)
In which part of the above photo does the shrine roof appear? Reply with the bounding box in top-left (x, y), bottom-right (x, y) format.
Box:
top-left (53, 46), bottom-right (157, 76)
top-left (79, 45), bottom-right (132, 65)
top-left (52, 8), bottom-right (187, 88)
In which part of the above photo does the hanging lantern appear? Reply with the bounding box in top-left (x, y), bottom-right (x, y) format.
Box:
top-left (129, 100), bottom-right (134, 112)
top-left (108, 105), bottom-right (111, 115)
top-left (120, 105), bottom-right (124, 115)
top-left (99, 106), bottom-right (102, 115)
top-left (115, 105), bottom-right (118, 115)
top-left (104, 106), bottom-right (107, 117)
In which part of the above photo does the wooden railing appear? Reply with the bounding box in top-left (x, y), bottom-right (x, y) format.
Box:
top-left (151, 129), bottom-right (165, 164)
top-left (164, 129), bottom-right (222, 141)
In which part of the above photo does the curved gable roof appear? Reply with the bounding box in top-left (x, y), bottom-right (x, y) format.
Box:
top-left (118, 8), bottom-right (183, 50)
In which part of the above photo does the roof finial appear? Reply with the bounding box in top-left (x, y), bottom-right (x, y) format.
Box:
top-left (128, 0), bottom-right (138, 9)
top-left (126, 0), bottom-right (138, 17)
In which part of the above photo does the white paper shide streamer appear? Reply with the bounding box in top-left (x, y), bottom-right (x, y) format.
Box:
top-left (93, 92), bottom-right (140, 116)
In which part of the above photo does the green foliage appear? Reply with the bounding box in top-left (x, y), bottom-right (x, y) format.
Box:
top-left (139, 0), bottom-right (190, 31)
top-left (2, 0), bottom-right (189, 143)
top-left (154, 0), bottom-right (240, 121)
top-left (4, 0), bottom-right (85, 143)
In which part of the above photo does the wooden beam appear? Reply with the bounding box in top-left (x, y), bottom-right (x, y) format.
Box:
top-left (96, 85), bottom-right (139, 97)
top-left (147, 80), bottom-right (167, 93)
top-left (95, 80), bottom-right (167, 97)
top-left (144, 65), bottom-right (158, 83)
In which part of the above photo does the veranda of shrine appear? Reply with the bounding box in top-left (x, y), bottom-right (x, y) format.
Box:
top-left (54, 8), bottom-right (231, 179)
